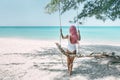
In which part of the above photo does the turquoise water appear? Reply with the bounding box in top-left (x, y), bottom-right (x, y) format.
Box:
top-left (0, 26), bottom-right (120, 43)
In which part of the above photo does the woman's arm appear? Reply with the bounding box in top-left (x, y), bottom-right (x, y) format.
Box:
top-left (78, 30), bottom-right (81, 41)
top-left (60, 28), bottom-right (68, 39)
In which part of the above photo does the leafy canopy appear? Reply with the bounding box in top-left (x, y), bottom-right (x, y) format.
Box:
top-left (45, 0), bottom-right (120, 23)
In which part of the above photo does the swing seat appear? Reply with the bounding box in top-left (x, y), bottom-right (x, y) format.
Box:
top-left (55, 43), bottom-right (66, 55)
top-left (55, 43), bottom-right (83, 57)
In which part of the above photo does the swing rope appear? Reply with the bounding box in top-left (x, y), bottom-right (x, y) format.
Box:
top-left (58, 2), bottom-right (66, 67)
top-left (58, 1), bottom-right (81, 66)
top-left (76, 5), bottom-right (81, 55)
top-left (59, 2), bottom-right (62, 45)
top-left (76, 6), bottom-right (79, 30)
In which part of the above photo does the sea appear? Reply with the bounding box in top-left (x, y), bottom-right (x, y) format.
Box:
top-left (0, 26), bottom-right (120, 44)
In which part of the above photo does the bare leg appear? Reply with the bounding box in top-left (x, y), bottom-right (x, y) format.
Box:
top-left (67, 56), bottom-right (70, 71)
top-left (66, 51), bottom-right (70, 72)
top-left (68, 50), bottom-right (76, 75)
top-left (69, 56), bottom-right (75, 75)
top-left (67, 51), bottom-right (76, 75)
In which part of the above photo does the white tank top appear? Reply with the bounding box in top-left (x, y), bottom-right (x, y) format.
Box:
top-left (67, 36), bottom-right (76, 52)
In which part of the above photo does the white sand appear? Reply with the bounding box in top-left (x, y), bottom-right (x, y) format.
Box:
top-left (0, 38), bottom-right (120, 80)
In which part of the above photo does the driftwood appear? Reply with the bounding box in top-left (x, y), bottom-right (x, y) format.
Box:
top-left (56, 43), bottom-right (120, 66)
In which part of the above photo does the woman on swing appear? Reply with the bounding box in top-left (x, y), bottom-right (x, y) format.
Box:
top-left (57, 25), bottom-right (81, 75)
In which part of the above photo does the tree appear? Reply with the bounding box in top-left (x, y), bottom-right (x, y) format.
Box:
top-left (45, 0), bottom-right (120, 23)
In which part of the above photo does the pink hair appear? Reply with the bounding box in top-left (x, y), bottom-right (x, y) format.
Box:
top-left (69, 25), bottom-right (78, 44)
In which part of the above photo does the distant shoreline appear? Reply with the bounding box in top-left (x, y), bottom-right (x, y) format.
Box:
top-left (0, 26), bottom-right (120, 28)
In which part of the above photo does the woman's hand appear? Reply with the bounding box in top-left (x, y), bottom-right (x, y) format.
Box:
top-left (60, 28), bottom-right (63, 36)
top-left (60, 28), bottom-right (68, 39)
top-left (60, 28), bottom-right (62, 33)
top-left (78, 29), bottom-right (81, 41)
top-left (78, 29), bottom-right (80, 33)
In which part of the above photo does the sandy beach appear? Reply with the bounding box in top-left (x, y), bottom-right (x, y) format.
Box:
top-left (0, 38), bottom-right (120, 80)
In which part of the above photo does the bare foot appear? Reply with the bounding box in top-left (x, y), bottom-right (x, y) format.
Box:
top-left (55, 42), bottom-right (59, 46)
top-left (68, 70), bottom-right (72, 76)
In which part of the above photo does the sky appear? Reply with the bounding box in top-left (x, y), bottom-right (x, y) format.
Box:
top-left (0, 0), bottom-right (119, 26)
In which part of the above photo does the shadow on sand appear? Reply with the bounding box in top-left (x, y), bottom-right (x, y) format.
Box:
top-left (1, 46), bottom-right (120, 80)
top-left (32, 47), bottom-right (120, 80)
